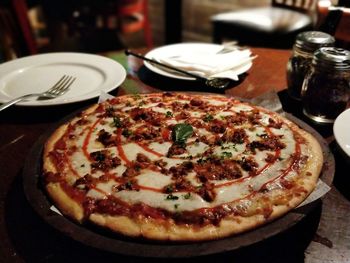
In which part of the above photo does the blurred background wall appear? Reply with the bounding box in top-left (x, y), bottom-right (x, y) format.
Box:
top-left (148, 0), bottom-right (270, 46)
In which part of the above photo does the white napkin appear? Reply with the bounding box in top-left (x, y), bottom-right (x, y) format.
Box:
top-left (158, 48), bottom-right (255, 81)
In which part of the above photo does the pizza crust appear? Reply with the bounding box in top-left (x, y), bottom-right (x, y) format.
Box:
top-left (89, 212), bottom-right (267, 241)
top-left (43, 123), bottom-right (69, 173)
top-left (46, 182), bottom-right (84, 222)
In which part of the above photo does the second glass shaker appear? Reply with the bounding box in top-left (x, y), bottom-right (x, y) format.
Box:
top-left (286, 31), bottom-right (335, 100)
top-left (302, 47), bottom-right (350, 124)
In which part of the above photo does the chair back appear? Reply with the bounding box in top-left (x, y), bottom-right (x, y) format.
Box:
top-left (333, 7), bottom-right (350, 48)
top-left (272, 0), bottom-right (317, 13)
top-left (0, 1), bottom-right (37, 61)
top-left (117, 0), bottom-right (153, 48)
top-left (317, 3), bottom-right (350, 48)
top-left (0, 7), bottom-right (18, 61)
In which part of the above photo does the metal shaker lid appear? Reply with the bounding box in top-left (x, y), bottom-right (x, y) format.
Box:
top-left (313, 47), bottom-right (350, 70)
top-left (295, 31), bottom-right (335, 52)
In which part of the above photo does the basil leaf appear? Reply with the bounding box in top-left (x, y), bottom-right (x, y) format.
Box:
top-left (172, 123), bottom-right (193, 144)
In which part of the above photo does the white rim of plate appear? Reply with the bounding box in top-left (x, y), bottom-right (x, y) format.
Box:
top-left (0, 52), bottom-right (126, 106)
top-left (333, 108), bottom-right (350, 157)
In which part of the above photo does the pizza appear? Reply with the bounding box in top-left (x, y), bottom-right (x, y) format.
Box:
top-left (42, 92), bottom-right (323, 241)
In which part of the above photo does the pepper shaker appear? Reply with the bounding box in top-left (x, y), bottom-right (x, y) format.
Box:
top-left (302, 47), bottom-right (350, 123)
top-left (286, 31), bottom-right (335, 100)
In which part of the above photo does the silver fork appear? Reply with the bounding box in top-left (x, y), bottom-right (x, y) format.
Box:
top-left (0, 75), bottom-right (76, 112)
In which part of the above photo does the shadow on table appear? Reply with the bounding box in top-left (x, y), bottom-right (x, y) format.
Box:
top-left (4, 170), bottom-right (322, 263)
top-left (137, 66), bottom-right (247, 94)
top-left (0, 88), bottom-right (121, 125)
top-left (0, 101), bottom-right (91, 126)
top-left (330, 141), bottom-right (350, 201)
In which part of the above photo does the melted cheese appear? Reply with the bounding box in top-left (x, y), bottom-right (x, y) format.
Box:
top-left (115, 190), bottom-right (209, 212)
top-left (64, 93), bottom-right (309, 214)
top-left (136, 169), bottom-right (172, 188)
top-left (122, 143), bottom-right (160, 161)
top-left (148, 142), bottom-right (171, 156)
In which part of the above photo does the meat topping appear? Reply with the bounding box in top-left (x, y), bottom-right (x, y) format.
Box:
top-left (248, 136), bottom-right (286, 153)
top-left (222, 128), bottom-right (247, 144)
top-left (236, 156), bottom-right (258, 174)
top-left (195, 158), bottom-right (242, 181)
top-left (167, 143), bottom-right (187, 157)
top-left (90, 150), bottom-right (121, 172)
top-left (97, 129), bottom-right (116, 147)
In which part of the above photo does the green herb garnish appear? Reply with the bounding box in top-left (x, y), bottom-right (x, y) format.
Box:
top-left (92, 151), bottom-right (105, 161)
top-left (172, 123), bottom-right (193, 144)
top-left (197, 157), bottom-right (206, 164)
top-left (221, 151), bottom-right (233, 159)
top-left (112, 116), bottom-right (122, 128)
top-left (183, 192), bottom-right (192, 199)
top-left (203, 114), bottom-right (214, 122)
top-left (232, 144), bottom-right (237, 151)
top-left (165, 185), bottom-right (174, 193)
top-left (221, 143), bottom-right (238, 151)
top-left (125, 181), bottom-right (133, 189)
top-left (106, 106), bottom-right (114, 116)
top-left (132, 94), bottom-right (142, 100)
top-left (256, 133), bottom-right (268, 138)
top-left (122, 129), bottom-right (132, 137)
top-left (166, 194), bottom-right (179, 200)
top-left (165, 111), bottom-right (173, 117)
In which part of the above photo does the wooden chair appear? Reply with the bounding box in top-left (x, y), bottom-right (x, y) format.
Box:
top-left (211, 0), bottom-right (317, 48)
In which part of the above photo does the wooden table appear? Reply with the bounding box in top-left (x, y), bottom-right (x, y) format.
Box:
top-left (0, 47), bottom-right (349, 263)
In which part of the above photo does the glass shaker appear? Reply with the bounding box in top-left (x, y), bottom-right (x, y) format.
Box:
top-left (286, 31), bottom-right (335, 100)
top-left (302, 47), bottom-right (350, 124)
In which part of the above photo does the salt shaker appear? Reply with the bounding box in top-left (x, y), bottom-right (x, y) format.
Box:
top-left (286, 31), bottom-right (335, 100)
top-left (301, 47), bottom-right (350, 124)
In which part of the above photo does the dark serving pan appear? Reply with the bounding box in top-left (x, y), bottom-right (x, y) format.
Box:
top-left (22, 106), bottom-right (335, 258)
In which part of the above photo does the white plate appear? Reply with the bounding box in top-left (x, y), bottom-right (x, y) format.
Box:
top-left (333, 108), bottom-right (350, 157)
top-left (144, 43), bottom-right (232, 80)
top-left (0, 52), bottom-right (126, 106)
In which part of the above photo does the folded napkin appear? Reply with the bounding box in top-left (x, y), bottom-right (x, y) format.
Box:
top-left (158, 48), bottom-right (255, 81)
